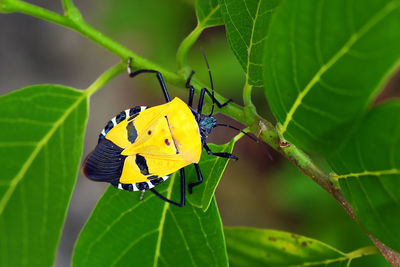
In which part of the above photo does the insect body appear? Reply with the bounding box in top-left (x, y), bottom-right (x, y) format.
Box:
top-left (82, 59), bottom-right (236, 206)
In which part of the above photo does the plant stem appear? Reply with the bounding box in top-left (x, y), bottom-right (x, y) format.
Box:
top-left (61, 0), bottom-right (82, 22)
top-left (176, 4), bottom-right (221, 73)
top-left (242, 83), bottom-right (253, 107)
top-left (85, 63), bottom-right (126, 96)
top-left (176, 24), bottom-right (204, 73)
top-left (1, 0), bottom-right (69, 24)
top-left (1, 0), bottom-right (252, 124)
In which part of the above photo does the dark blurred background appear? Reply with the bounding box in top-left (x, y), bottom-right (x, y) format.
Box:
top-left (0, 0), bottom-right (397, 266)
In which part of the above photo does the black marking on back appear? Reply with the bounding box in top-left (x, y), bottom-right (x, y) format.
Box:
top-left (147, 175), bottom-right (158, 180)
top-left (82, 139), bottom-right (125, 184)
top-left (135, 154), bottom-right (149, 175)
top-left (126, 121), bottom-right (138, 143)
top-left (116, 111), bottom-right (127, 123)
top-left (136, 182), bottom-right (149, 190)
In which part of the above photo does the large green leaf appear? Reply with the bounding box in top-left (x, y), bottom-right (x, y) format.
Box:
top-left (73, 172), bottom-right (228, 266)
top-left (219, 0), bottom-right (281, 86)
top-left (224, 227), bottom-right (379, 266)
top-left (263, 0), bottom-right (400, 154)
top-left (196, 0), bottom-right (223, 28)
top-left (329, 101), bottom-right (400, 253)
top-left (0, 85), bottom-right (88, 267)
top-left (187, 141), bottom-right (235, 211)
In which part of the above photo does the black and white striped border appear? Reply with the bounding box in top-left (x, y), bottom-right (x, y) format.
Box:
top-left (116, 175), bottom-right (170, 191)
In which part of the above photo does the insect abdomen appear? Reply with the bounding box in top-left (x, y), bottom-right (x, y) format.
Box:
top-left (82, 139), bottom-right (126, 184)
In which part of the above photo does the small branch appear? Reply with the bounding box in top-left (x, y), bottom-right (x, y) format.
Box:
top-left (1, 0), bottom-right (69, 25)
top-left (61, 0), bottom-right (82, 22)
top-left (176, 4), bottom-right (221, 73)
top-left (242, 82), bottom-right (258, 125)
top-left (242, 83), bottom-right (253, 107)
top-left (85, 63), bottom-right (126, 96)
top-left (176, 24), bottom-right (203, 73)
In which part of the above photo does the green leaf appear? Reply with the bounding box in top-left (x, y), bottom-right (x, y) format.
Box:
top-left (0, 85), bottom-right (88, 267)
top-left (73, 173), bottom-right (228, 267)
top-left (187, 141), bottom-right (235, 211)
top-left (219, 0), bottom-right (281, 86)
top-left (329, 101), bottom-right (400, 253)
top-left (263, 0), bottom-right (400, 154)
top-left (224, 227), bottom-right (379, 266)
top-left (196, 0), bottom-right (223, 28)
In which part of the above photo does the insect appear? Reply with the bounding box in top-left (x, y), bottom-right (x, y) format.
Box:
top-left (82, 57), bottom-right (237, 206)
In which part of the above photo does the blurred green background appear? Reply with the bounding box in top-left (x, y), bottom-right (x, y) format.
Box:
top-left (0, 0), bottom-right (397, 266)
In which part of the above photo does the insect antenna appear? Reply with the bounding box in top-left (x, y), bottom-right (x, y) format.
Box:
top-left (213, 123), bottom-right (273, 160)
top-left (200, 48), bottom-right (216, 116)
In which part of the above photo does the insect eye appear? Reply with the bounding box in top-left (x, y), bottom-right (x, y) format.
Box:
top-left (148, 130), bottom-right (152, 135)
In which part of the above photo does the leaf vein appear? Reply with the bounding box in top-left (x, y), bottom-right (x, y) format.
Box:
top-left (335, 168), bottom-right (400, 179)
top-left (167, 209), bottom-right (198, 267)
top-left (280, 1), bottom-right (400, 135)
top-left (0, 91), bottom-right (83, 216)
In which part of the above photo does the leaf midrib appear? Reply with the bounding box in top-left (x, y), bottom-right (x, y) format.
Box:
top-left (0, 90), bottom-right (87, 216)
top-left (279, 1), bottom-right (400, 135)
top-left (288, 245), bottom-right (378, 267)
top-left (335, 168), bottom-right (400, 179)
top-left (198, 4), bottom-right (220, 27)
top-left (245, 0), bottom-right (262, 85)
top-left (153, 177), bottom-right (174, 267)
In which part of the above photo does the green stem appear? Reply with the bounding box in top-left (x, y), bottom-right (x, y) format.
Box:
top-left (85, 63), bottom-right (126, 96)
top-left (242, 82), bottom-right (258, 124)
top-left (176, 4), bottom-right (221, 72)
top-left (243, 83), bottom-right (253, 107)
top-left (0, 0), bottom-right (167, 76)
top-left (0, 1), bottom-right (247, 122)
top-left (176, 24), bottom-right (204, 72)
top-left (61, 0), bottom-right (82, 21)
top-left (1, 0), bottom-right (69, 24)
top-left (346, 246), bottom-right (379, 259)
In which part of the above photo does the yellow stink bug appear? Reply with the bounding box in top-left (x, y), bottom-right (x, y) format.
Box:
top-left (82, 58), bottom-right (237, 206)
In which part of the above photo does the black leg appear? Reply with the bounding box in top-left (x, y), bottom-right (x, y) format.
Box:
top-left (186, 71), bottom-right (195, 107)
top-left (188, 87), bottom-right (195, 108)
top-left (196, 87), bottom-right (232, 115)
top-left (202, 88), bottom-right (232, 108)
top-left (203, 142), bottom-right (238, 160)
top-left (185, 70), bottom-right (231, 114)
top-left (127, 59), bottom-right (171, 102)
top-left (149, 168), bottom-right (185, 207)
top-left (188, 164), bottom-right (203, 194)
top-left (197, 88), bottom-right (206, 114)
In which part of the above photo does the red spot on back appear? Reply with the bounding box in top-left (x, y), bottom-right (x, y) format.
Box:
top-left (165, 139), bottom-right (170, 146)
